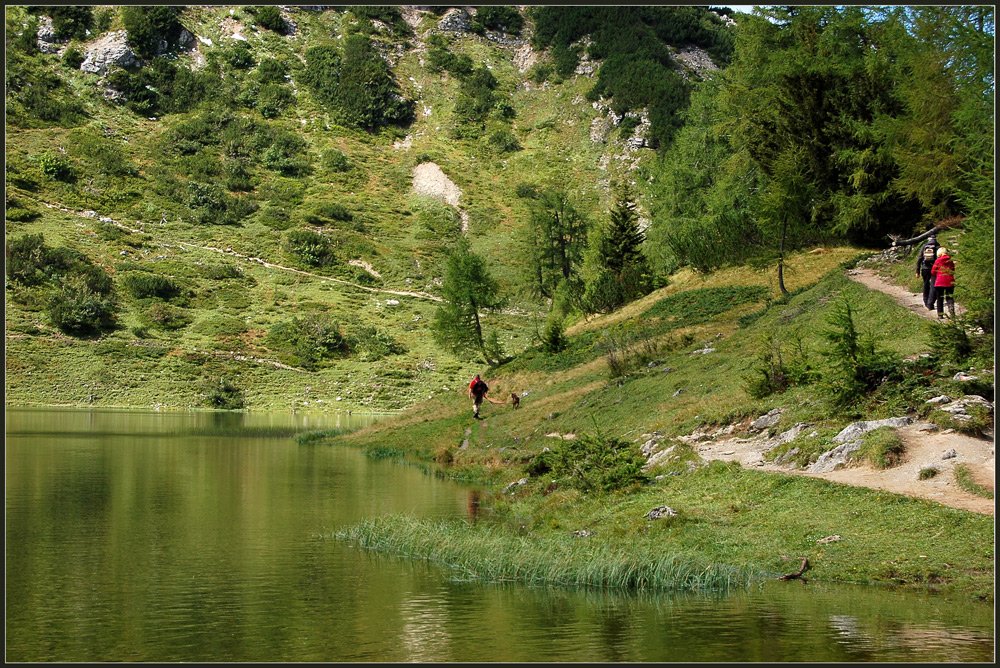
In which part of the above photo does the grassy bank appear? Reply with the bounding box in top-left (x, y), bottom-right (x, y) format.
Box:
top-left (329, 253), bottom-right (994, 601)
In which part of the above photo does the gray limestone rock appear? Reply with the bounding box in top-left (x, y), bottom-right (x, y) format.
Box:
top-left (832, 417), bottom-right (912, 443)
top-left (809, 440), bottom-right (863, 473)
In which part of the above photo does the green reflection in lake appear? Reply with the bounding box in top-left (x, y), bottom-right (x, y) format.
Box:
top-left (5, 408), bottom-right (993, 662)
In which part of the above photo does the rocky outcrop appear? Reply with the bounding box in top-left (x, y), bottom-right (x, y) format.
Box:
top-left (935, 395), bottom-right (994, 423)
top-left (81, 31), bottom-right (139, 74)
top-left (750, 408), bottom-right (782, 432)
top-left (36, 16), bottom-right (64, 53)
top-left (809, 440), bottom-right (864, 473)
top-left (437, 8), bottom-right (472, 33)
top-left (832, 417), bottom-right (912, 443)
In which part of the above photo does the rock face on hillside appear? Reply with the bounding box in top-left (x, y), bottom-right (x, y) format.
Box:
top-left (81, 31), bottom-right (139, 74)
top-left (437, 8), bottom-right (473, 33)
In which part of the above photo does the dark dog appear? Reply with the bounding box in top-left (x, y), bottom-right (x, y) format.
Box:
top-left (511, 393), bottom-right (520, 409)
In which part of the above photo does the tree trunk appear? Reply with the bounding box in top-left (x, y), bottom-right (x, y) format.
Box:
top-left (889, 225), bottom-right (942, 247)
top-left (778, 218), bottom-right (788, 295)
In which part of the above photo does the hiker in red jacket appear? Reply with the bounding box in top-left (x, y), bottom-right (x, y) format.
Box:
top-left (469, 374), bottom-right (489, 418)
top-left (930, 247), bottom-right (956, 320)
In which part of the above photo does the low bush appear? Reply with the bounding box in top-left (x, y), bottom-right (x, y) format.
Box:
top-left (187, 182), bottom-right (258, 226)
top-left (349, 326), bottom-right (406, 362)
top-left (284, 229), bottom-right (334, 267)
top-left (743, 331), bottom-right (817, 399)
top-left (47, 274), bottom-right (118, 337)
top-left (39, 153), bottom-right (73, 181)
top-left (918, 467), bottom-right (939, 480)
top-left (202, 376), bottom-right (245, 410)
top-left (324, 150), bottom-right (354, 173)
top-left (266, 313), bottom-right (347, 370)
top-left (141, 302), bottom-right (191, 330)
top-left (254, 6), bottom-right (287, 34)
top-left (121, 272), bottom-right (182, 301)
top-left (821, 299), bottom-right (901, 407)
top-left (541, 429), bottom-right (648, 493)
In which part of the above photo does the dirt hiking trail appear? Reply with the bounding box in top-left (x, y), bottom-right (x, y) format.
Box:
top-left (725, 267), bottom-right (997, 514)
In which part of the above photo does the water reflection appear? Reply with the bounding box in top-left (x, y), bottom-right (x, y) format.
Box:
top-left (5, 408), bottom-right (994, 663)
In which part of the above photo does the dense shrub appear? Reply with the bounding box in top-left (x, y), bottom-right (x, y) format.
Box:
top-left (349, 326), bottom-right (406, 362)
top-left (254, 6), bottom-right (286, 34)
top-left (39, 152), bottom-right (73, 181)
top-left (266, 313), bottom-right (347, 370)
top-left (743, 332), bottom-right (817, 399)
top-left (119, 5), bottom-right (184, 60)
top-left (105, 59), bottom-right (210, 116)
top-left (472, 6), bottom-right (524, 35)
top-left (301, 36), bottom-right (414, 130)
top-left (540, 430), bottom-right (648, 493)
top-left (485, 129), bottom-right (521, 154)
top-left (121, 272), bottom-right (182, 301)
top-left (28, 6), bottom-right (93, 41)
top-left (305, 203), bottom-right (353, 225)
top-left (257, 83), bottom-right (294, 118)
top-left (222, 41), bottom-right (255, 69)
top-left (202, 376), bottom-right (245, 409)
top-left (256, 57), bottom-right (289, 84)
top-left (62, 46), bottom-right (84, 69)
top-left (284, 229), bottom-right (334, 267)
top-left (47, 274), bottom-right (118, 337)
top-left (187, 182), bottom-right (257, 226)
top-left (323, 149), bottom-right (354, 173)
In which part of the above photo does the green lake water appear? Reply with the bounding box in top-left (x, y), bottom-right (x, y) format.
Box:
top-left (5, 407), bottom-right (993, 662)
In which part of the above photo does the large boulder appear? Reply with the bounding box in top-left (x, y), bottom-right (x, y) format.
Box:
top-left (832, 417), bottom-right (912, 443)
top-left (81, 31), bottom-right (139, 74)
top-left (438, 8), bottom-right (472, 32)
top-left (809, 440), bottom-right (863, 473)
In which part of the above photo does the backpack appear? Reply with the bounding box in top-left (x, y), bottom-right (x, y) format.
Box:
top-left (472, 379), bottom-right (488, 396)
top-left (923, 245), bottom-right (937, 261)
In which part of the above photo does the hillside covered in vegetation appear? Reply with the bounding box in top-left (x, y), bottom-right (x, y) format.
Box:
top-left (5, 5), bottom-right (993, 417)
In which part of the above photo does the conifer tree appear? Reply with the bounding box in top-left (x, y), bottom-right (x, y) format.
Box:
top-left (432, 238), bottom-right (507, 365)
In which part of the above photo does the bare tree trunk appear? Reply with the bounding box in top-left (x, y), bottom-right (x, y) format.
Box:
top-left (889, 226), bottom-right (942, 247)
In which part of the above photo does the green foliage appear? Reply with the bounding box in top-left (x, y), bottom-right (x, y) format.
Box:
top-left (304, 203), bottom-right (352, 226)
top-left (584, 184), bottom-right (653, 313)
top-left (284, 229), bottom-right (334, 267)
top-left (121, 272), bottom-right (182, 301)
top-left (432, 237), bottom-right (507, 365)
top-left (105, 59), bottom-right (210, 117)
top-left (472, 6), bottom-right (524, 35)
top-left (187, 182), bottom-right (258, 226)
top-left (518, 188), bottom-right (589, 299)
top-left (349, 326), bottom-right (406, 362)
top-left (28, 5), bottom-right (93, 41)
top-left (821, 299), bottom-right (901, 407)
top-left (928, 317), bottom-right (975, 363)
top-left (256, 57), bottom-right (289, 84)
top-left (62, 46), bottom-right (84, 69)
top-left (853, 427), bottom-right (905, 469)
top-left (221, 41), bottom-right (255, 69)
top-left (743, 332), bottom-right (817, 399)
top-left (38, 153), bottom-right (73, 181)
top-left (6, 234), bottom-right (117, 337)
top-left (253, 6), bottom-right (286, 34)
top-left (202, 376), bottom-right (245, 410)
top-left (600, 323), bottom-right (668, 379)
top-left (918, 467), bottom-right (940, 480)
top-left (484, 129), bottom-right (521, 154)
top-left (4, 43), bottom-right (87, 127)
top-left (541, 429), bottom-right (648, 493)
top-left (541, 317), bottom-right (568, 353)
top-left (323, 149), bottom-right (354, 173)
top-left (120, 5), bottom-right (183, 60)
top-left (347, 6), bottom-right (411, 36)
top-left (301, 35), bottom-right (414, 130)
top-left (266, 312), bottom-right (347, 370)
top-left (47, 274), bottom-right (118, 337)
top-left (140, 301), bottom-right (191, 330)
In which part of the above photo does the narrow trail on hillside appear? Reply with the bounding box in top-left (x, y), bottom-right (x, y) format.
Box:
top-left (846, 267), bottom-right (966, 320)
top-left (27, 196), bottom-right (444, 302)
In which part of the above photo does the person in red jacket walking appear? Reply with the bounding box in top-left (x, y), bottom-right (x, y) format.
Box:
top-left (468, 374), bottom-right (489, 419)
top-left (930, 247), bottom-right (956, 319)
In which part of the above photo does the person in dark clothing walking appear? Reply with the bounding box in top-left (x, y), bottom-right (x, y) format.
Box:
top-left (915, 235), bottom-right (940, 310)
top-left (930, 247), bottom-right (956, 319)
top-left (469, 374), bottom-right (489, 418)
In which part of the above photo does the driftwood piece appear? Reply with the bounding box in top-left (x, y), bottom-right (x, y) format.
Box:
top-left (778, 557), bottom-right (810, 581)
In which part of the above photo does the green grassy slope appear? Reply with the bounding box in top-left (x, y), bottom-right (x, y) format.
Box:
top-left (5, 6), bottom-right (657, 412)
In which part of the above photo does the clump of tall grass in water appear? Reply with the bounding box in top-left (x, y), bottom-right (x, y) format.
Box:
top-left (296, 428), bottom-right (349, 445)
top-left (336, 515), bottom-right (756, 591)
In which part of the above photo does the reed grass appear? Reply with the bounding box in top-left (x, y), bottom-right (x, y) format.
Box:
top-left (337, 514), bottom-right (757, 592)
top-left (296, 428), bottom-right (350, 444)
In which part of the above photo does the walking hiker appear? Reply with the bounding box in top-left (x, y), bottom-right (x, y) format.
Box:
top-left (469, 374), bottom-right (489, 418)
top-left (915, 234), bottom-right (940, 310)
top-left (930, 247), bottom-right (956, 319)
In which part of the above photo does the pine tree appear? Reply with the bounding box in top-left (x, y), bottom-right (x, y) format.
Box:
top-left (431, 238), bottom-right (507, 365)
